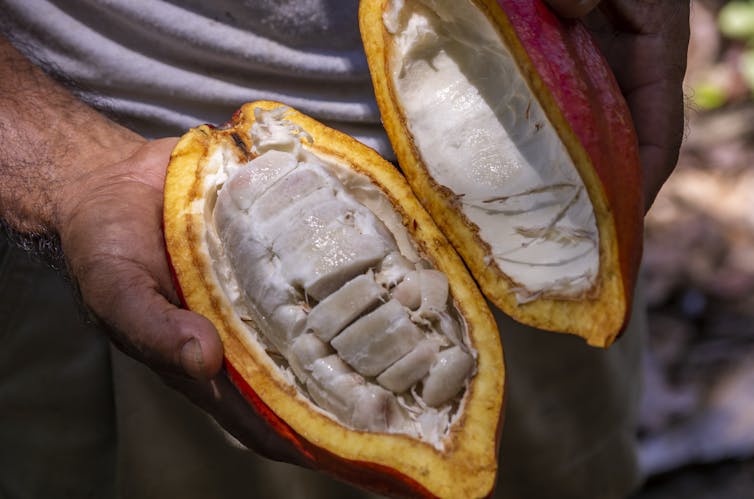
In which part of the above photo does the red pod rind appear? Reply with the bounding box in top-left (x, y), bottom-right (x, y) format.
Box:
top-left (495, 0), bottom-right (643, 335)
top-left (225, 360), bottom-right (438, 498)
top-left (361, 0), bottom-right (643, 346)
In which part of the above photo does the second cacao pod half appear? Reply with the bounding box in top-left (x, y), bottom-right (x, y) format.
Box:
top-left (361, 0), bottom-right (643, 347)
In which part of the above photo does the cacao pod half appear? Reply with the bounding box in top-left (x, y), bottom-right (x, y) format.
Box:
top-left (361, 0), bottom-right (643, 347)
top-left (164, 101), bottom-right (504, 498)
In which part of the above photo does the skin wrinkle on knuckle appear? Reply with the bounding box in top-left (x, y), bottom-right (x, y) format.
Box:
top-left (60, 160), bottom-right (142, 227)
top-left (121, 301), bottom-right (180, 368)
top-left (78, 253), bottom-right (153, 316)
top-left (66, 211), bottom-right (159, 259)
top-left (120, 284), bottom-right (200, 372)
top-left (59, 183), bottom-right (128, 234)
top-left (79, 278), bottom-right (164, 366)
top-left (115, 165), bottom-right (167, 192)
top-left (57, 154), bottom-right (163, 237)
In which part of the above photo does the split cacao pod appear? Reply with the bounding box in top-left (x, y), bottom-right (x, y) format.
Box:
top-left (361, 0), bottom-right (643, 347)
top-left (164, 101), bottom-right (504, 498)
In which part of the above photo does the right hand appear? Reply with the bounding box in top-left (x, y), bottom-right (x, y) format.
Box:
top-left (544, 0), bottom-right (690, 211)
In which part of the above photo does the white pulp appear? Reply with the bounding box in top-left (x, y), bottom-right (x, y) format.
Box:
top-left (206, 108), bottom-right (475, 448)
top-left (385, 0), bottom-right (599, 302)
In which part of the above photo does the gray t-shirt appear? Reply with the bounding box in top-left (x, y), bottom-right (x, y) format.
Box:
top-left (2, 0), bottom-right (389, 153)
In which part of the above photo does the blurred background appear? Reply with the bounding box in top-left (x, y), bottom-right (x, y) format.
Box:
top-left (631, 1), bottom-right (754, 497)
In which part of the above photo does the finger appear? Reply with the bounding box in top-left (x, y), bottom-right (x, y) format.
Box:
top-left (93, 263), bottom-right (224, 380)
top-left (126, 291), bottom-right (224, 380)
top-left (544, 0), bottom-right (602, 18)
top-left (583, 2), bottom-right (690, 211)
top-left (628, 85), bottom-right (685, 211)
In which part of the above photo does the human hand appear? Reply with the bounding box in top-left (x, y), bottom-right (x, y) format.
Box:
top-left (545, 0), bottom-right (690, 211)
top-left (55, 138), bottom-right (306, 465)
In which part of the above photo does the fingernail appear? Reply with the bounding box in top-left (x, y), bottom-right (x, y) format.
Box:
top-left (181, 338), bottom-right (206, 379)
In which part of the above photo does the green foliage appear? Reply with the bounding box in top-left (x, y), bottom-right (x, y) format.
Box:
top-left (692, 1), bottom-right (754, 109)
top-left (720, 1), bottom-right (754, 90)
top-left (694, 81), bottom-right (729, 109)
top-left (719, 1), bottom-right (754, 39)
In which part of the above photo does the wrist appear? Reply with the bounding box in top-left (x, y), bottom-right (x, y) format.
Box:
top-left (0, 36), bottom-right (147, 237)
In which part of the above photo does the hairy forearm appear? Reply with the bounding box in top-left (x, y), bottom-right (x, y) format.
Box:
top-left (0, 31), bottom-right (230, 431)
top-left (0, 36), bottom-right (144, 236)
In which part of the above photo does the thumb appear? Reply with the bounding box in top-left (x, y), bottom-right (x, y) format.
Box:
top-left (167, 307), bottom-right (225, 380)
top-left (99, 277), bottom-right (224, 380)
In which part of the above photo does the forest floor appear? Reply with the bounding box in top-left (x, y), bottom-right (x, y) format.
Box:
top-left (632, 2), bottom-right (754, 495)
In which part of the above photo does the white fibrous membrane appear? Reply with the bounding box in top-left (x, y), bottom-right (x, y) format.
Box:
top-left (384, 0), bottom-right (600, 303)
top-left (205, 108), bottom-right (476, 449)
